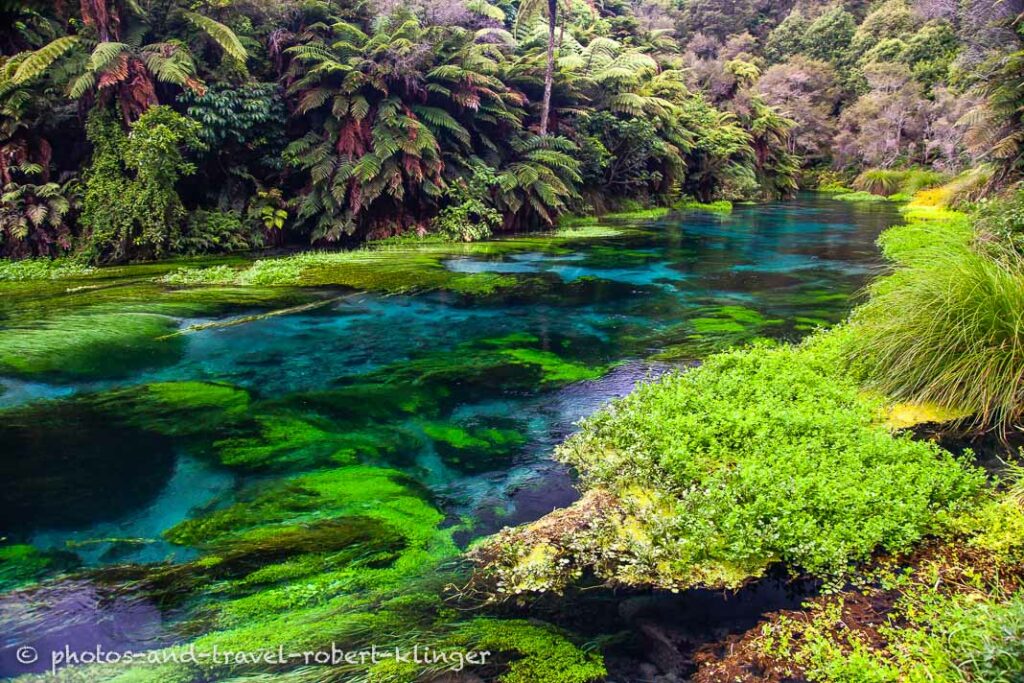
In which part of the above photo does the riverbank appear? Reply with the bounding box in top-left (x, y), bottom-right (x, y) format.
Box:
top-left (471, 197), bottom-right (1024, 680)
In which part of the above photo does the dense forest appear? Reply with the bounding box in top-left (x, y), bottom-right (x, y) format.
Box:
top-left (2, 0), bottom-right (1022, 262)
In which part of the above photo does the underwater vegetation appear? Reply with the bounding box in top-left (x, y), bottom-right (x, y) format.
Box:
top-left (158, 226), bottom-right (628, 292)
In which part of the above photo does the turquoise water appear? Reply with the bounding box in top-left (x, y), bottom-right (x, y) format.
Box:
top-left (0, 197), bottom-right (903, 677)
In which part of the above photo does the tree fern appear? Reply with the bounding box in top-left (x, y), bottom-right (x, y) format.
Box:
top-left (12, 35), bottom-right (80, 84)
top-left (182, 11), bottom-right (248, 63)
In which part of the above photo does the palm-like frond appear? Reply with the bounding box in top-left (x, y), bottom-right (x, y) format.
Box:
top-left (12, 35), bottom-right (80, 84)
top-left (182, 11), bottom-right (248, 63)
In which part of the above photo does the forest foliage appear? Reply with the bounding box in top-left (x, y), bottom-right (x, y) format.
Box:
top-left (0, 0), bottom-right (1019, 261)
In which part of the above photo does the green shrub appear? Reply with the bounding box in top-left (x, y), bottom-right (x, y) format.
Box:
top-left (175, 209), bottom-right (261, 255)
top-left (974, 187), bottom-right (1024, 252)
top-left (853, 168), bottom-right (948, 197)
top-left (434, 161), bottom-right (502, 242)
top-left (850, 216), bottom-right (1024, 433)
top-left (81, 107), bottom-right (203, 263)
top-left (479, 332), bottom-right (985, 595)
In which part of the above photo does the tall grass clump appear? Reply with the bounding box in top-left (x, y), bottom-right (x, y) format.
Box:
top-left (853, 168), bottom-right (948, 197)
top-left (850, 224), bottom-right (1024, 434)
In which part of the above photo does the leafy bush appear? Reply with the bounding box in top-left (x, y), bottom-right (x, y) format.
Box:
top-left (974, 187), bottom-right (1024, 252)
top-left (0, 257), bottom-right (93, 281)
top-left (174, 209), bottom-right (261, 255)
top-left (850, 214), bottom-right (1024, 433)
top-left (434, 161), bottom-right (502, 241)
top-left (81, 107), bottom-right (203, 263)
top-left (478, 332), bottom-right (984, 595)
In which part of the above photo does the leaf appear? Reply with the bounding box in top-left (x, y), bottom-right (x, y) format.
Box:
top-left (183, 11), bottom-right (248, 63)
top-left (13, 36), bottom-right (80, 84)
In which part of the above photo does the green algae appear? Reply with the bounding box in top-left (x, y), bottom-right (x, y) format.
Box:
top-left (107, 381), bottom-right (251, 437)
top-left (0, 544), bottom-right (78, 591)
top-left (500, 348), bottom-right (605, 384)
top-left (833, 190), bottom-right (890, 202)
top-left (601, 207), bottom-right (672, 220)
top-left (157, 226), bottom-right (626, 293)
top-left (651, 304), bottom-right (784, 359)
top-left (0, 310), bottom-right (183, 379)
top-left (674, 199), bottom-right (733, 213)
top-left (421, 417), bottom-right (528, 473)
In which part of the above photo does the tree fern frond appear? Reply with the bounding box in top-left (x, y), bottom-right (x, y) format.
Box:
top-left (183, 11), bottom-right (248, 63)
top-left (12, 36), bottom-right (80, 84)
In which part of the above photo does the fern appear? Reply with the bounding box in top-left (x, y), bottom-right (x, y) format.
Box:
top-left (182, 11), bottom-right (248, 63)
top-left (12, 35), bottom-right (80, 84)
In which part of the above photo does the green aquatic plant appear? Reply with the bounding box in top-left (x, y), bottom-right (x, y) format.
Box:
top-left (158, 225), bottom-right (625, 292)
top-left (0, 309), bottom-right (183, 378)
top-left (422, 418), bottom-right (527, 473)
top-left (674, 198), bottom-right (733, 212)
top-left (0, 544), bottom-right (77, 591)
top-left (105, 380), bottom-right (251, 436)
top-left (474, 331), bottom-right (985, 595)
top-left (0, 257), bottom-right (94, 281)
top-left (850, 212), bottom-right (1024, 433)
top-left (832, 190), bottom-right (889, 202)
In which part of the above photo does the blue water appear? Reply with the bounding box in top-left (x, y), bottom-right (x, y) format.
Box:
top-left (0, 197), bottom-right (903, 677)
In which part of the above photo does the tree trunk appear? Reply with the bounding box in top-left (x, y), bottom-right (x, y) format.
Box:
top-left (539, 0), bottom-right (557, 136)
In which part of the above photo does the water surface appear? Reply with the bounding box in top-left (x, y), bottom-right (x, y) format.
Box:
top-left (0, 197), bottom-right (903, 677)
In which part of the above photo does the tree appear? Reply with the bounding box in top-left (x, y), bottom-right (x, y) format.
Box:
top-left (755, 56), bottom-right (841, 163)
top-left (515, 0), bottom-right (573, 135)
top-left (835, 63), bottom-right (928, 168)
top-left (12, 2), bottom-right (246, 123)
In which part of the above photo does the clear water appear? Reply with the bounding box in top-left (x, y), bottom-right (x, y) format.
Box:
top-left (0, 197), bottom-right (903, 676)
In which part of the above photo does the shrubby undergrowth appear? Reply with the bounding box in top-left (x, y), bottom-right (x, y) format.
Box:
top-left (474, 331), bottom-right (985, 595)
